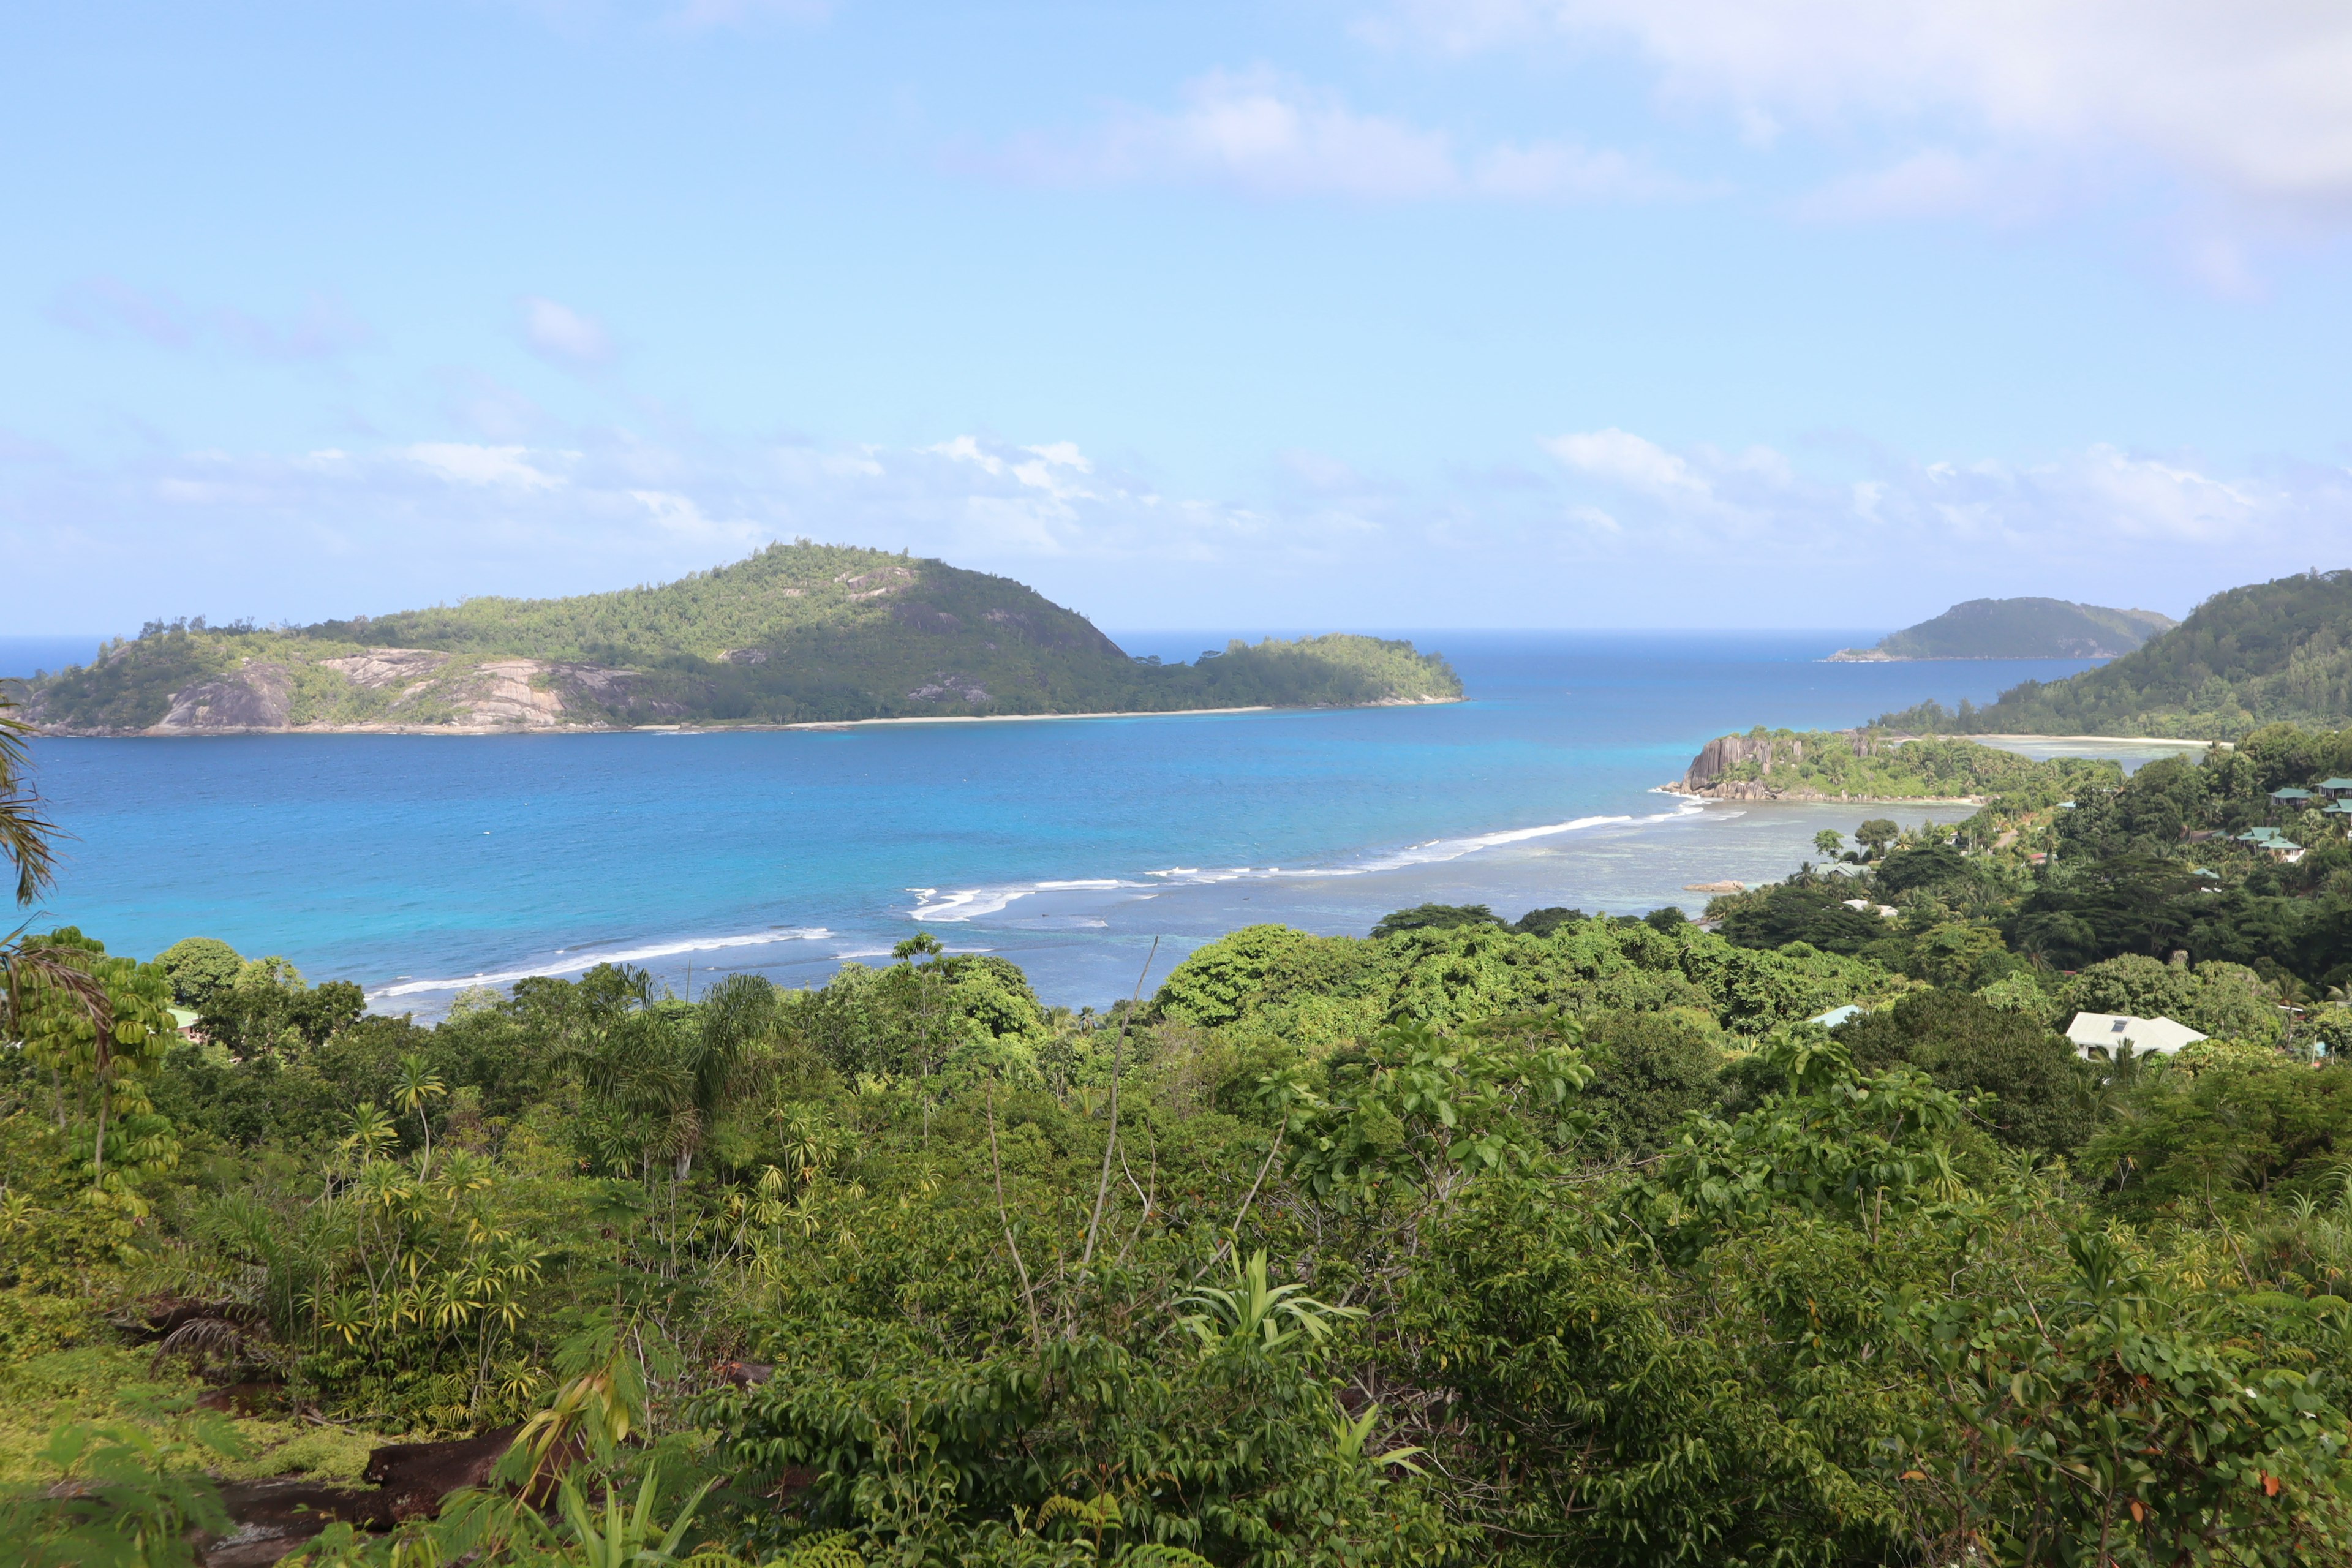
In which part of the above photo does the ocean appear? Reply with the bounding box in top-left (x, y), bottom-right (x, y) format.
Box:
top-left (15, 630), bottom-right (2195, 1016)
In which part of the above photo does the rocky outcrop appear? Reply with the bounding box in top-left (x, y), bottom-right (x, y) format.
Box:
top-left (908, 673), bottom-right (992, 703)
top-left (837, 565), bottom-right (915, 598)
top-left (318, 648), bottom-right (450, 690)
top-left (1667, 729), bottom-right (1929, 801)
top-left (157, 664), bottom-right (295, 731)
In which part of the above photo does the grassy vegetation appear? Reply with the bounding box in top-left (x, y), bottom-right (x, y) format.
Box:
top-left (26, 544), bottom-right (1464, 731)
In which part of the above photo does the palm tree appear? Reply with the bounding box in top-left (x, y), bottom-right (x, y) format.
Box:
top-left (0, 683), bottom-right (58, 906)
top-left (394, 1054), bottom-right (447, 1174)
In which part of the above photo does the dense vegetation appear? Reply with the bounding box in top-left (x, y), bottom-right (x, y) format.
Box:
top-left (1834, 596), bottom-right (2174, 661)
top-left (1677, 727), bottom-right (2119, 803)
top-left (1882, 570), bottom-right (2352, 740)
top-left (26, 729), bottom-right (2352, 1562)
top-left (26, 544), bottom-right (1463, 732)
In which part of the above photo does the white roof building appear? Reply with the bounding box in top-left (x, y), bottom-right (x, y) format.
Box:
top-left (2065, 1012), bottom-right (2207, 1058)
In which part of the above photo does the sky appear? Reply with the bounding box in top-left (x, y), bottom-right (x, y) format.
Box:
top-left (6, 0), bottom-right (2352, 636)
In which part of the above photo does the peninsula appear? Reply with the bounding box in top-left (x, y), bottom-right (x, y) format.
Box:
top-left (1828, 595), bottom-right (2174, 662)
top-left (20, 542), bottom-right (1463, 734)
top-left (1667, 726), bottom-right (2115, 804)
top-left (1877, 569), bottom-right (2352, 741)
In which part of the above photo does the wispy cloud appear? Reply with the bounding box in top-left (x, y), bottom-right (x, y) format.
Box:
top-left (520, 297), bottom-right (614, 369)
top-left (49, 279), bottom-right (372, 361)
top-left (988, 67), bottom-right (1679, 203)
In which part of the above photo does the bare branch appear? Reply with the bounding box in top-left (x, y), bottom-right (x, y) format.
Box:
top-left (1081, 937), bottom-right (1158, 1270)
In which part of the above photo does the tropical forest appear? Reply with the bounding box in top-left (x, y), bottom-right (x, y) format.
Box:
top-left (23, 690), bottom-right (2352, 1566)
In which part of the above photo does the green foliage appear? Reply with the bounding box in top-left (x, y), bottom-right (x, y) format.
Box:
top-left (25, 889), bottom-right (2352, 1562)
top-left (2086, 1058), bottom-right (2352, 1216)
top-left (1, 1403), bottom-right (245, 1567)
top-left (1838, 989), bottom-right (2099, 1156)
top-left (1579, 1008), bottom-right (1724, 1159)
top-left (1691, 728), bottom-right (2119, 804)
top-left (1366, 902), bottom-right (1501, 939)
top-left (154, 938), bottom-right (242, 1009)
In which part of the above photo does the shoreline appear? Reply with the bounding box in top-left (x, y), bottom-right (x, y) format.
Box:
top-left (1659, 784), bottom-right (1991, 805)
top-left (1822, 652), bottom-right (2125, 663)
top-left (1969, 732), bottom-right (2225, 747)
top-left (34, 696), bottom-right (1462, 739)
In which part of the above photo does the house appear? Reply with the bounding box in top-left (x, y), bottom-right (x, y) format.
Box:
top-left (2320, 777), bottom-right (2352, 800)
top-left (1840, 898), bottom-right (1899, 918)
top-left (2064, 1012), bottom-right (2207, 1058)
top-left (2236, 827), bottom-right (2306, 862)
top-left (2271, 786), bottom-right (2315, 809)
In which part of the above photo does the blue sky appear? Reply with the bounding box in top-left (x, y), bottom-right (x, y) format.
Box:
top-left (7, 0), bottom-right (2352, 635)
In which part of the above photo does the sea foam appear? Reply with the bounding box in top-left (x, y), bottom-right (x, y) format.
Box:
top-left (902, 799), bottom-right (1713, 924)
top-left (369, 926), bottom-right (834, 1000)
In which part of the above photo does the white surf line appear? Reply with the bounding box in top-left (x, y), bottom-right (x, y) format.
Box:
top-left (906, 801), bottom-right (1714, 922)
top-left (369, 926), bottom-right (834, 999)
top-left (908, 878), bottom-right (1148, 923)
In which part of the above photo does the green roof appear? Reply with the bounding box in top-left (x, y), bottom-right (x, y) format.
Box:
top-left (2272, 786), bottom-right (2315, 799)
top-left (2321, 778), bottom-right (2352, 789)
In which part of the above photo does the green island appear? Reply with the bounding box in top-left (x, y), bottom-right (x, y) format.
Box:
top-left (1828, 595), bottom-right (2175, 662)
top-left (1882, 568), bottom-right (2352, 740)
top-left (23, 692), bottom-right (2352, 1561)
top-left (21, 541), bottom-right (1461, 734)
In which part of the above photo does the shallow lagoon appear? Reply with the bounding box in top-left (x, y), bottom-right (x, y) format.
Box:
top-left (24, 631), bottom-right (2176, 1013)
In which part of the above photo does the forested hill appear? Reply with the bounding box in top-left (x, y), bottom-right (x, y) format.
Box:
top-left (1879, 570), bottom-right (2352, 741)
top-left (22, 541), bottom-right (1462, 733)
top-left (1830, 595), bottom-right (2174, 661)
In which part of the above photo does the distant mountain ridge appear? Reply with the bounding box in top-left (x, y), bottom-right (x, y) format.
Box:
top-left (1877, 570), bottom-right (2352, 741)
top-left (1830, 597), bottom-right (2175, 662)
top-left (22, 542), bottom-right (1463, 734)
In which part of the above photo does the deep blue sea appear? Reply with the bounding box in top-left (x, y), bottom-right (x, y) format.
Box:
top-left (12, 631), bottom-right (2199, 1016)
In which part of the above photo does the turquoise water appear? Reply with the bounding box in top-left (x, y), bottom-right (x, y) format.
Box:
top-left (21, 632), bottom-right (2158, 1014)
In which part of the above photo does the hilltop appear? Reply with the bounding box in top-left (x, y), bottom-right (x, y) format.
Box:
top-left (1828, 596), bottom-right (2174, 661)
top-left (21, 542), bottom-right (1462, 733)
top-left (1879, 570), bottom-right (2352, 741)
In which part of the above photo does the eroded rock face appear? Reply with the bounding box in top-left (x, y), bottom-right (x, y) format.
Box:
top-left (319, 648), bottom-right (451, 690)
top-left (157, 665), bottom-right (294, 731)
top-left (837, 565), bottom-right (915, 598)
top-left (907, 673), bottom-right (991, 703)
top-left (980, 606), bottom-right (1123, 657)
top-left (1676, 729), bottom-right (1893, 793)
top-left (456, 660), bottom-right (570, 727)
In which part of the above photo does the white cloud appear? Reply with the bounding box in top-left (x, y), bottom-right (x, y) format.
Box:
top-left (1377, 0), bottom-right (2352, 219)
top-left (9, 412), bottom-right (2345, 632)
top-left (995, 67), bottom-right (1676, 202)
top-left (1542, 428), bottom-right (1717, 502)
top-left (521, 296), bottom-right (614, 368)
top-left (1539, 426), bottom-right (2294, 554)
top-left (406, 443), bottom-right (568, 489)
